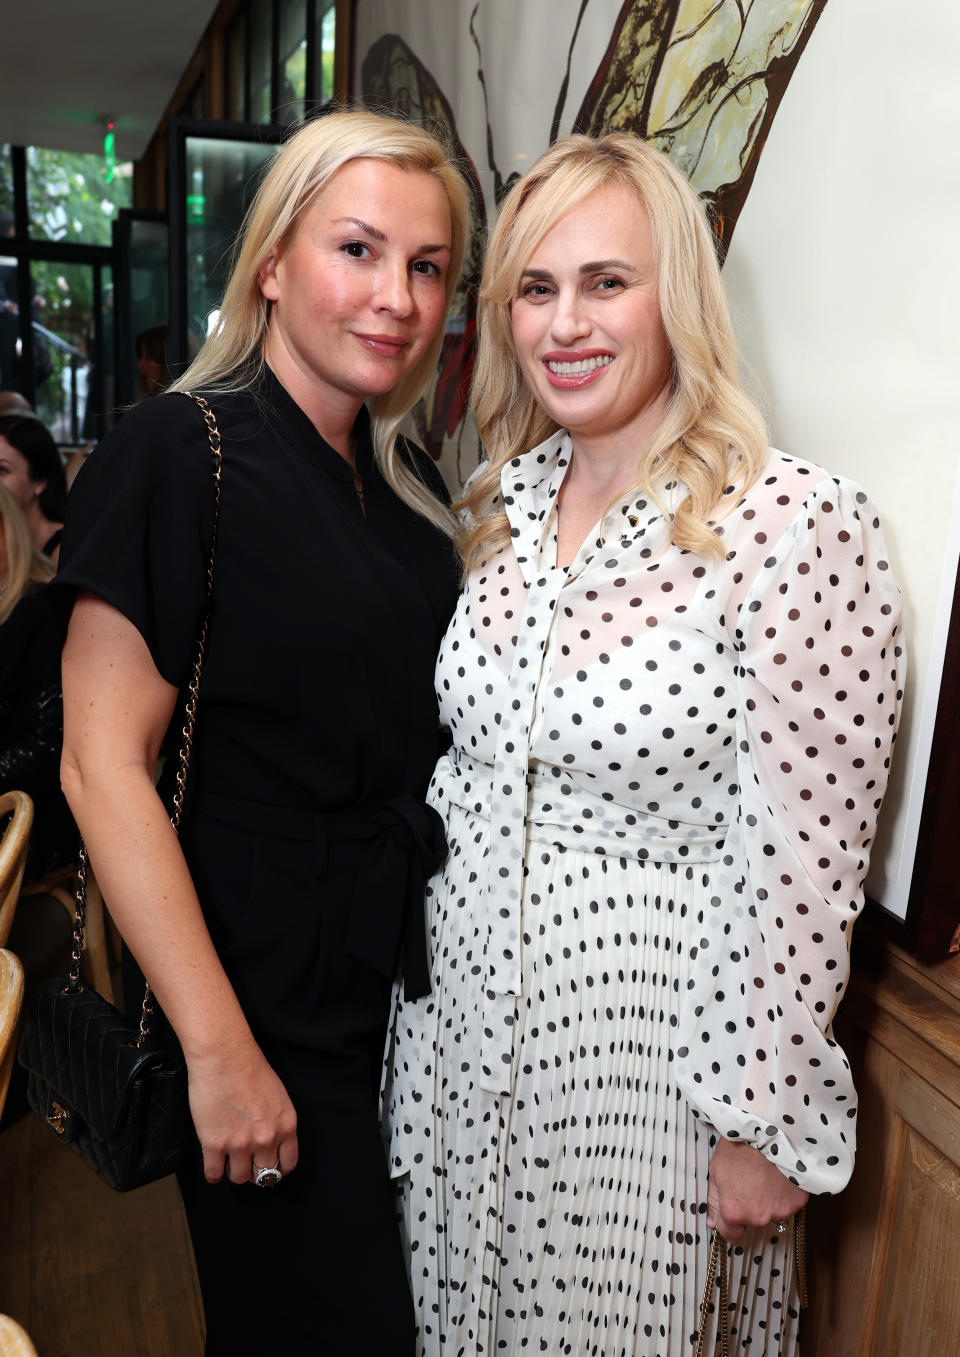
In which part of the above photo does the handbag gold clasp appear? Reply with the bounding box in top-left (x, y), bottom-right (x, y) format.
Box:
top-left (46, 1101), bottom-right (70, 1135)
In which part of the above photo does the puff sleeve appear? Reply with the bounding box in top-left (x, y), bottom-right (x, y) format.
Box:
top-left (675, 475), bottom-right (904, 1194)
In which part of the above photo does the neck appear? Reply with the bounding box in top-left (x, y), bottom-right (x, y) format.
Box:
top-left (564, 383), bottom-right (672, 501)
top-left (261, 336), bottom-right (361, 466)
top-left (26, 501), bottom-right (58, 548)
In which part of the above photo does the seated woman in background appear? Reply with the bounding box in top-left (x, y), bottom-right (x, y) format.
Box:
top-left (384, 132), bottom-right (904, 1357)
top-left (0, 414), bottom-right (67, 561)
top-left (0, 482), bottom-right (77, 882)
top-left (55, 110), bottom-right (469, 1355)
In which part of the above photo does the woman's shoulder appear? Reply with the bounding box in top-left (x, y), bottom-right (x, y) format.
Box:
top-left (717, 446), bottom-right (896, 618)
top-left (722, 446), bottom-right (881, 548)
top-left (73, 394), bottom-right (213, 496)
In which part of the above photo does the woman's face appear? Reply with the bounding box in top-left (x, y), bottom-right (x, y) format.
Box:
top-left (0, 437), bottom-right (42, 512)
top-left (509, 183), bottom-right (674, 452)
top-left (259, 158), bottom-right (453, 413)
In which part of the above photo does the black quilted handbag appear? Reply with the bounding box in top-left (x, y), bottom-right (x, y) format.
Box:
top-left (17, 393), bottom-right (223, 1192)
top-left (19, 969), bottom-right (186, 1191)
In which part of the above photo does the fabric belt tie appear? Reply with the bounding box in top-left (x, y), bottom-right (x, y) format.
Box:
top-left (195, 791), bottom-right (445, 1000)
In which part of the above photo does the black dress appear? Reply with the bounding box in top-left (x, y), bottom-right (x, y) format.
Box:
top-left (0, 585), bottom-right (78, 882)
top-left (52, 367), bottom-right (460, 1355)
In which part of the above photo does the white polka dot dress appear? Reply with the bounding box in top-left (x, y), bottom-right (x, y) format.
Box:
top-left (383, 434), bottom-right (904, 1356)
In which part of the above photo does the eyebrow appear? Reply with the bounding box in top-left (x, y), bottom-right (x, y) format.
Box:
top-left (520, 258), bottom-right (637, 279)
top-left (332, 217), bottom-right (451, 253)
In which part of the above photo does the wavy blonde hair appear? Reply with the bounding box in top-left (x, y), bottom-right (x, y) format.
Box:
top-left (0, 481), bottom-right (54, 624)
top-left (460, 132), bottom-right (767, 570)
top-left (169, 109), bottom-right (471, 535)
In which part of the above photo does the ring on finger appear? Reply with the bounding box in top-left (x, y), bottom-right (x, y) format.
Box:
top-left (253, 1158), bottom-right (282, 1188)
top-left (777, 1218), bottom-right (788, 1234)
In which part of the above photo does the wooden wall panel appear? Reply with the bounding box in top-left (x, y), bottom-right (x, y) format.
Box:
top-left (802, 940), bottom-right (960, 1357)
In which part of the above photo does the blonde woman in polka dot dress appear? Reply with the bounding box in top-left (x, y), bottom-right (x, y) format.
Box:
top-left (383, 133), bottom-right (903, 1356)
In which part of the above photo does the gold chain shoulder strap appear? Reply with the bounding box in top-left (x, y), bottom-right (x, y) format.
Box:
top-left (67, 393), bottom-right (223, 1048)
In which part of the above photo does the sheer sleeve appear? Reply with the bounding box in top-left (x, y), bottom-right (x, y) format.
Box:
top-left (51, 393), bottom-right (216, 688)
top-left (675, 475), bottom-right (904, 1194)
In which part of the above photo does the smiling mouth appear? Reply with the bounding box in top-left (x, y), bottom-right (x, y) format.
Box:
top-left (545, 355), bottom-right (613, 376)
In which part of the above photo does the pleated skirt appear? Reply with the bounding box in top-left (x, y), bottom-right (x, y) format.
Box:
top-left (383, 801), bottom-right (801, 1356)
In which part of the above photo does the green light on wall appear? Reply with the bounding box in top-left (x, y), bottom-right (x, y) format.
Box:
top-left (104, 120), bottom-right (116, 184)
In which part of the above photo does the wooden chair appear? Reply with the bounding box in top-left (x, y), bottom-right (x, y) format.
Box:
top-left (20, 861), bottom-right (116, 1005)
top-left (0, 948), bottom-right (25, 1119)
top-left (0, 792), bottom-right (33, 949)
top-left (0, 1315), bottom-right (38, 1357)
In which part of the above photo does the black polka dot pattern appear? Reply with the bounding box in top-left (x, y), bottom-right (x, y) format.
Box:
top-left (382, 435), bottom-right (904, 1356)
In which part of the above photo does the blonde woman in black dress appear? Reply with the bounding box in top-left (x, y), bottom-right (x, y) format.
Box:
top-left (55, 111), bottom-right (469, 1354)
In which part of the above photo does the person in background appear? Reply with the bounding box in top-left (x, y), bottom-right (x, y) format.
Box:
top-left (383, 131), bottom-right (904, 1357)
top-left (0, 391), bottom-right (33, 417)
top-left (0, 482), bottom-right (77, 882)
top-left (135, 323), bottom-right (169, 398)
top-left (54, 110), bottom-right (469, 1355)
top-left (0, 414), bottom-right (66, 561)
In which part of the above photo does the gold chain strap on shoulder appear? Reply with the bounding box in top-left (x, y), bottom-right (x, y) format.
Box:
top-left (67, 393), bottom-right (223, 1051)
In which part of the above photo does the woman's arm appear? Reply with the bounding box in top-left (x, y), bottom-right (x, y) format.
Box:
top-left (61, 592), bottom-right (298, 1184)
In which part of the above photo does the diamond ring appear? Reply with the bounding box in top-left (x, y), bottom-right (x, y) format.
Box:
top-left (254, 1160), bottom-right (282, 1187)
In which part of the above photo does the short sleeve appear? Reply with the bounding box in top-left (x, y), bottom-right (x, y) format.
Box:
top-left (675, 475), bottom-right (904, 1194)
top-left (52, 394), bottom-right (217, 688)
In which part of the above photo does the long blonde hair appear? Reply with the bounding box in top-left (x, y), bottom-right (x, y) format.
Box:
top-left (169, 109), bottom-right (471, 535)
top-left (0, 482), bottom-right (54, 624)
top-left (460, 132), bottom-right (767, 571)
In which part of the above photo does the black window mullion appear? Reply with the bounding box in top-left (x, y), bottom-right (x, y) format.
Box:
top-left (244, 2), bottom-right (253, 123)
top-left (305, 0), bottom-right (316, 105)
top-left (271, 0), bottom-right (281, 124)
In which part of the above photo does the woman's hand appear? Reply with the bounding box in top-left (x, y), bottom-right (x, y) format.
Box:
top-left (706, 1139), bottom-right (808, 1242)
top-left (186, 1037), bottom-right (299, 1185)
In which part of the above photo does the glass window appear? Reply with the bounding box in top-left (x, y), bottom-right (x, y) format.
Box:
top-left (227, 10), bottom-right (248, 122)
top-left (279, 0), bottom-right (307, 125)
top-left (312, 2), bottom-right (336, 106)
top-left (0, 145), bottom-right (17, 393)
top-left (249, 0), bottom-right (273, 126)
top-left (183, 135), bottom-right (277, 358)
top-left (0, 144), bottom-right (13, 225)
top-left (94, 263), bottom-right (116, 437)
top-left (27, 147), bottom-right (132, 247)
top-left (30, 259), bottom-right (96, 443)
top-left (0, 261), bottom-right (20, 395)
top-left (129, 218), bottom-right (170, 403)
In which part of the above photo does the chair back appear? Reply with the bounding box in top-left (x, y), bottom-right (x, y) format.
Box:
top-left (0, 948), bottom-right (24, 1119)
top-left (0, 1314), bottom-right (39, 1357)
top-left (0, 791), bottom-right (33, 948)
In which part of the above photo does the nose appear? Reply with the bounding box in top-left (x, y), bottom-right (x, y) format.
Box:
top-left (375, 258), bottom-right (414, 317)
top-left (550, 287), bottom-right (591, 346)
